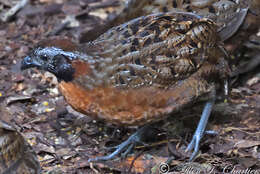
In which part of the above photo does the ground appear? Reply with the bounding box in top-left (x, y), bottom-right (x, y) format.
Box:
top-left (0, 0), bottom-right (259, 173)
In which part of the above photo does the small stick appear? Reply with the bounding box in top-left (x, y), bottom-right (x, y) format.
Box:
top-left (1, 0), bottom-right (29, 22)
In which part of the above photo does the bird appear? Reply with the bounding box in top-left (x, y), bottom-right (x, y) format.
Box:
top-left (21, 11), bottom-right (231, 162)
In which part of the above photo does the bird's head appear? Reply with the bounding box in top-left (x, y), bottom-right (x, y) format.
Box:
top-left (21, 47), bottom-right (76, 82)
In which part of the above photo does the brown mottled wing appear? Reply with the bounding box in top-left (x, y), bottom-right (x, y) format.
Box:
top-left (146, 0), bottom-right (250, 41)
top-left (85, 12), bottom-right (218, 88)
top-left (80, 0), bottom-right (249, 42)
top-left (130, 0), bottom-right (249, 41)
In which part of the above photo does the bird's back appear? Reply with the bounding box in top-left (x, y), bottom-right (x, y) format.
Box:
top-left (77, 12), bottom-right (219, 89)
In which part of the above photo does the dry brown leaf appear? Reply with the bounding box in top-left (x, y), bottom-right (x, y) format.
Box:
top-left (234, 139), bottom-right (260, 148)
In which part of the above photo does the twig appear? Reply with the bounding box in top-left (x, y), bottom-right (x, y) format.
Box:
top-left (46, 21), bottom-right (70, 36)
top-left (0, 0), bottom-right (28, 22)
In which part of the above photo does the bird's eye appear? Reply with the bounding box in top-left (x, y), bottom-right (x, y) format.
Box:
top-left (41, 54), bottom-right (48, 61)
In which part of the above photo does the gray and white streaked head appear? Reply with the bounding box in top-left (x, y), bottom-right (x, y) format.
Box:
top-left (21, 47), bottom-right (78, 82)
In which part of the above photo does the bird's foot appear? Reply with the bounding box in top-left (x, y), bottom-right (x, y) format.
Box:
top-left (185, 130), bottom-right (218, 161)
top-left (204, 130), bottom-right (218, 136)
top-left (186, 129), bottom-right (217, 161)
top-left (185, 99), bottom-right (216, 161)
top-left (88, 126), bottom-right (148, 162)
top-left (185, 130), bottom-right (202, 161)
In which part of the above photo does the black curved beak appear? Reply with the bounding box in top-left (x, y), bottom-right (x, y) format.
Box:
top-left (21, 56), bottom-right (41, 70)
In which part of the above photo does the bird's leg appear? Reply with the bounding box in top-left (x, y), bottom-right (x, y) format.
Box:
top-left (186, 90), bottom-right (216, 161)
top-left (88, 125), bottom-right (149, 162)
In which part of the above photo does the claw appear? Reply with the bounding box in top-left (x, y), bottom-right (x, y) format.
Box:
top-left (205, 130), bottom-right (218, 136)
top-left (121, 143), bottom-right (135, 158)
top-left (186, 134), bottom-right (201, 161)
top-left (88, 126), bottom-right (149, 162)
